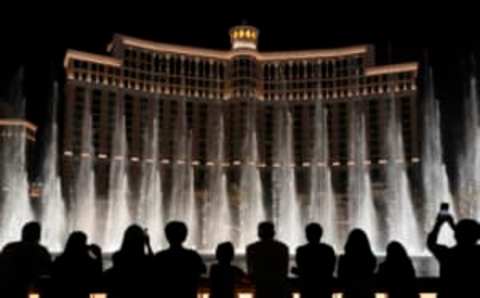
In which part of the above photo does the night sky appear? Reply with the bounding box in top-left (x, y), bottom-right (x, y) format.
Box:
top-left (0, 3), bottom-right (478, 174)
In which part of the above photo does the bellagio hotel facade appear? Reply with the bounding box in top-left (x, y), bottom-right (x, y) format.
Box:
top-left (63, 25), bottom-right (420, 202)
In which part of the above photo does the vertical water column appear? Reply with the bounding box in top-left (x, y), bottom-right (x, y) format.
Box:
top-left (385, 96), bottom-right (422, 253)
top-left (238, 106), bottom-right (265, 249)
top-left (184, 135), bottom-right (198, 248)
top-left (72, 91), bottom-right (97, 242)
top-left (138, 116), bottom-right (163, 249)
top-left (422, 68), bottom-right (456, 246)
top-left (169, 100), bottom-right (198, 248)
top-left (458, 73), bottom-right (480, 218)
top-left (204, 111), bottom-right (232, 250)
top-left (40, 82), bottom-right (67, 252)
top-left (104, 110), bottom-right (132, 252)
top-left (272, 105), bottom-right (302, 248)
top-left (0, 69), bottom-right (34, 247)
top-left (310, 102), bottom-right (338, 248)
top-left (348, 105), bottom-right (379, 251)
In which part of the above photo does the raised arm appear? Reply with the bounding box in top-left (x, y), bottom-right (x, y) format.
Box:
top-left (427, 215), bottom-right (454, 257)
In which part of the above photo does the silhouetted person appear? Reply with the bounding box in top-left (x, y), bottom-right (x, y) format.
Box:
top-left (153, 221), bottom-right (206, 298)
top-left (293, 223), bottom-right (336, 298)
top-left (210, 242), bottom-right (246, 298)
top-left (377, 241), bottom-right (418, 298)
top-left (338, 229), bottom-right (376, 298)
top-left (105, 224), bottom-right (153, 298)
top-left (246, 221), bottom-right (289, 298)
top-left (427, 215), bottom-right (480, 298)
top-left (0, 221), bottom-right (51, 298)
top-left (51, 231), bottom-right (103, 298)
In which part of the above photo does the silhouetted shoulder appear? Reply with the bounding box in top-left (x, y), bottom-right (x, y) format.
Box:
top-left (2, 241), bottom-right (51, 261)
top-left (154, 248), bottom-right (206, 273)
top-left (278, 240), bottom-right (289, 250)
top-left (246, 241), bottom-right (261, 251)
top-left (1, 241), bottom-right (21, 253)
top-left (155, 247), bottom-right (201, 258)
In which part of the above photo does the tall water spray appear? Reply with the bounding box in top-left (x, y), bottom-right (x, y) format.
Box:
top-left (272, 105), bottom-right (302, 247)
top-left (310, 102), bottom-right (338, 248)
top-left (40, 82), bottom-right (67, 251)
top-left (104, 111), bottom-right (132, 251)
top-left (72, 92), bottom-right (97, 242)
top-left (348, 104), bottom-right (379, 250)
top-left (137, 116), bottom-right (163, 249)
top-left (169, 101), bottom-right (198, 248)
top-left (238, 106), bottom-right (265, 249)
top-left (0, 69), bottom-right (34, 247)
top-left (422, 68), bottom-right (456, 247)
top-left (204, 110), bottom-right (232, 250)
top-left (458, 73), bottom-right (480, 218)
top-left (385, 96), bottom-right (422, 253)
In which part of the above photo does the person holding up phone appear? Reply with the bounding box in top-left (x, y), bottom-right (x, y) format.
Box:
top-left (51, 231), bottom-right (103, 298)
top-left (438, 203), bottom-right (452, 221)
top-left (106, 224), bottom-right (154, 298)
top-left (427, 203), bottom-right (480, 298)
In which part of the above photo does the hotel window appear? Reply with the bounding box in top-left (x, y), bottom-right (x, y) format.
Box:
top-left (91, 89), bottom-right (102, 150)
top-left (124, 95), bottom-right (134, 145)
top-left (186, 102), bottom-right (193, 129)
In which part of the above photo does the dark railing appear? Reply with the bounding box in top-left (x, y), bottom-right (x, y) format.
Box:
top-left (28, 277), bottom-right (441, 298)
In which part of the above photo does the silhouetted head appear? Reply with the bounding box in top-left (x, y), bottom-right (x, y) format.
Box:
top-left (21, 221), bottom-right (41, 243)
top-left (120, 224), bottom-right (147, 256)
top-left (215, 242), bottom-right (235, 264)
top-left (306, 223), bottom-right (323, 243)
top-left (64, 231), bottom-right (88, 256)
top-left (454, 219), bottom-right (480, 246)
top-left (258, 221), bottom-right (275, 240)
top-left (345, 229), bottom-right (374, 256)
top-left (385, 241), bottom-right (409, 263)
top-left (165, 221), bottom-right (188, 247)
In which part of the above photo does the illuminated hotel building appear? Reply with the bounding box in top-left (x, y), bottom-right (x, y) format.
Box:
top-left (63, 25), bottom-right (419, 199)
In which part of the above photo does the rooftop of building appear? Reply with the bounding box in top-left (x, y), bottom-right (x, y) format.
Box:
top-left (0, 101), bottom-right (37, 138)
top-left (64, 25), bottom-right (418, 76)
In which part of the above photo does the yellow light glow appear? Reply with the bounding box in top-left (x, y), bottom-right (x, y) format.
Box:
top-left (0, 119), bottom-right (37, 131)
top-left (245, 30), bottom-right (251, 38)
top-left (420, 294), bottom-right (437, 298)
top-left (24, 291), bottom-right (441, 298)
top-left (119, 34), bottom-right (367, 60)
top-left (239, 30), bottom-right (244, 38)
top-left (252, 31), bottom-right (257, 39)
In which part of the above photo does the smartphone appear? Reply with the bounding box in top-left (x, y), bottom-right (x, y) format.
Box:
top-left (439, 202), bottom-right (450, 216)
top-left (87, 245), bottom-right (98, 259)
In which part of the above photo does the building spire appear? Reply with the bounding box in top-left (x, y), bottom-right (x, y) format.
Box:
top-left (229, 25), bottom-right (259, 51)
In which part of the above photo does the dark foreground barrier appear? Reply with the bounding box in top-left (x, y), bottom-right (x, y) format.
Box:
top-left (27, 277), bottom-right (441, 298)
